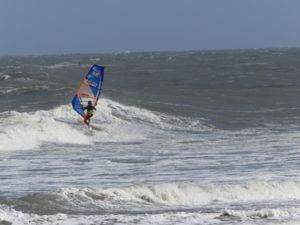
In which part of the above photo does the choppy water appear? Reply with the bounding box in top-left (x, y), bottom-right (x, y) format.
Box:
top-left (1, 49), bottom-right (300, 224)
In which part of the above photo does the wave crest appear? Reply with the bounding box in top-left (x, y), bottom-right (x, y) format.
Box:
top-left (0, 98), bottom-right (207, 151)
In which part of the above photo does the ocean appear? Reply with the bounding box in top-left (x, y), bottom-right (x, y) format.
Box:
top-left (1, 49), bottom-right (300, 224)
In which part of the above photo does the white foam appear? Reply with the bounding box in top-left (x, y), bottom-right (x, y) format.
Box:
top-left (0, 85), bottom-right (49, 94)
top-left (2, 185), bottom-right (300, 225)
top-left (0, 205), bottom-right (216, 225)
top-left (0, 98), bottom-right (205, 151)
top-left (222, 207), bottom-right (300, 220)
top-left (40, 180), bottom-right (300, 210)
top-left (0, 87), bottom-right (19, 94)
top-left (2, 179), bottom-right (300, 224)
top-left (99, 98), bottom-right (209, 132)
top-left (0, 74), bottom-right (10, 81)
top-left (0, 109), bottom-right (90, 151)
top-left (14, 77), bottom-right (33, 82)
top-left (45, 62), bottom-right (77, 69)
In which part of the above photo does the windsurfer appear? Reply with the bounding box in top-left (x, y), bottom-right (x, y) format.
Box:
top-left (84, 101), bottom-right (96, 127)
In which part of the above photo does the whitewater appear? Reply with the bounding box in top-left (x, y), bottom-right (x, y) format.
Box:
top-left (1, 49), bottom-right (300, 224)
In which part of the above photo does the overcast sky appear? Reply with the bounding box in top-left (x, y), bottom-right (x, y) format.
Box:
top-left (0, 0), bottom-right (300, 55)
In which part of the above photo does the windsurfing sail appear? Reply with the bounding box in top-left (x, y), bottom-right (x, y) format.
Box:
top-left (72, 64), bottom-right (104, 117)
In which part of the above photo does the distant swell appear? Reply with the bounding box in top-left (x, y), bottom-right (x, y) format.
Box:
top-left (0, 85), bottom-right (49, 95)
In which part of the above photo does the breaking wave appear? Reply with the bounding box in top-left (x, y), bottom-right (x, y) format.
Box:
top-left (0, 98), bottom-right (208, 151)
top-left (1, 180), bottom-right (300, 224)
top-left (3, 180), bottom-right (300, 212)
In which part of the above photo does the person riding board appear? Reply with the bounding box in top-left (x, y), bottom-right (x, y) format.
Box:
top-left (83, 101), bottom-right (96, 127)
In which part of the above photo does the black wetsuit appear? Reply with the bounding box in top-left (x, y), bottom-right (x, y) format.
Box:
top-left (84, 105), bottom-right (96, 125)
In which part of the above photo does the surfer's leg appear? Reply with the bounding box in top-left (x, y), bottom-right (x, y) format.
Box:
top-left (86, 115), bottom-right (93, 127)
top-left (84, 115), bottom-right (90, 126)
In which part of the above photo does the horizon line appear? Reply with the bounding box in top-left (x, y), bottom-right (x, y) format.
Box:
top-left (1, 46), bottom-right (300, 58)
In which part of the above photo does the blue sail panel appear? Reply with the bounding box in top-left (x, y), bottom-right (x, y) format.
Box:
top-left (72, 65), bottom-right (105, 117)
top-left (72, 95), bottom-right (85, 117)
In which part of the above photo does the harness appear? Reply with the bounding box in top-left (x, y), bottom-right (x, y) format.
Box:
top-left (87, 109), bottom-right (94, 116)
